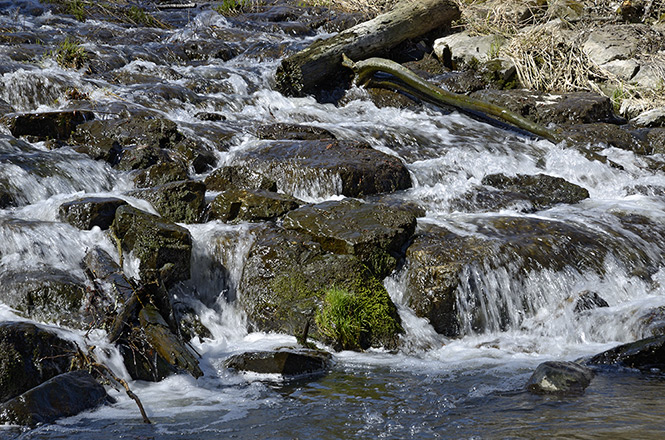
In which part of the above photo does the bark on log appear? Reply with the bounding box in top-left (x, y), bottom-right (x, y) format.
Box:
top-left (342, 55), bottom-right (561, 143)
top-left (275, 0), bottom-right (460, 97)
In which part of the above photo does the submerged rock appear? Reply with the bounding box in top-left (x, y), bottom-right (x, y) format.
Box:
top-left (0, 322), bottom-right (78, 403)
top-left (130, 180), bottom-right (206, 224)
top-left (224, 348), bottom-right (332, 377)
top-left (234, 139), bottom-right (411, 198)
top-left (0, 269), bottom-right (87, 327)
top-left (283, 198), bottom-right (416, 278)
top-left (0, 370), bottom-right (108, 427)
top-left (59, 196), bottom-right (128, 230)
top-left (481, 173), bottom-right (589, 211)
top-left (587, 335), bottom-right (665, 371)
top-left (526, 361), bottom-right (594, 395)
top-left (573, 291), bottom-right (610, 314)
top-left (207, 188), bottom-right (301, 223)
top-left (255, 123), bottom-right (337, 140)
top-left (110, 205), bottom-right (192, 287)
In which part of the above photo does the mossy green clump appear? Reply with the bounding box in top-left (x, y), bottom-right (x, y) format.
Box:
top-left (315, 277), bottom-right (402, 351)
top-left (213, 0), bottom-right (252, 16)
top-left (52, 37), bottom-right (88, 70)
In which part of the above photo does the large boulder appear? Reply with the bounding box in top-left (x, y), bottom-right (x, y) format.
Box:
top-left (59, 196), bottom-right (128, 230)
top-left (224, 348), bottom-right (332, 377)
top-left (0, 322), bottom-right (78, 403)
top-left (282, 198), bottom-right (417, 278)
top-left (233, 139), bottom-right (411, 198)
top-left (207, 189), bottom-right (301, 223)
top-left (110, 205), bottom-right (192, 287)
top-left (582, 24), bottom-right (662, 66)
top-left (129, 180), bottom-right (206, 224)
top-left (405, 217), bottom-right (611, 337)
top-left (0, 370), bottom-right (108, 427)
top-left (587, 335), bottom-right (665, 371)
top-left (526, 361), bottom-right (594, 395)
top-left (237, 224), bottom-right (402, 350)
top-left (0, 269), bottom-right (87, 328)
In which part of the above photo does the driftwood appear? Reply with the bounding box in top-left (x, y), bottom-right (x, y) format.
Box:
top-left (275, 0), bottom-right (460, 97)
top-left (342, 55), bottom-right (561, 143)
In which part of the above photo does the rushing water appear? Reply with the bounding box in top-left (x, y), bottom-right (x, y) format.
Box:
top-left (1, 2), bottom-right (665, 438)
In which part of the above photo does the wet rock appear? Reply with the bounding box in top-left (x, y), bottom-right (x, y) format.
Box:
top-left (130, 180), bottom-right (206, 223)
top-left (636, 306), bottom-right (665, 338)
top-left (1, 110), bottom-right (95, 141)
top-left (0, 177), bottom-right (17, 208)
top-left (481, 173), bottom-right (589, 211)
top-left (204, 165), bottom-right (277, 192)
top-left (181, 40), bottom-right (239, 61)
top-left (115, 145), bottom-right (170, 171)
top-left (587, 335), bottom-right (665, 371)
top-left (469, 89), bottom-right (622, 126)
top-left (234, 139), bottom-right (411, 198)
top-left (0, 370), bottom-right (109, 428)
top-left (526, 361), bottom-right (594, 395)
top-left (59, 196), bottom-right (128, 230)
top-left (110, 205), bottom-right (192, 287)
top-left (133, 161), bottom-right (189, 188)
top-left (174, 302), bottom-right (212, 342)
top-left (0, 98), bottom-right (14, 116)
top-left (405, 218), bottom-right (610, 337)
top-left (561, 123), bottom-right (645, 153)
top-left (207, 188), bottom-right (301, 223)
top-left (69, 119), bottom-right (123, 164)
top-left (0, 269), bottom-right (87, 328)
top-left (282, 198), bottom-right (417, 278)
top-left (172, 138), bottom-right (218, 173)
top-left (573, 291), bottom-right (610, 314)
top-left (224, 348), bottom-right (332, 377)
top-left (0, 321), bottom-right (78, 403)
top-left (118, 325), bottom-right (178, 382)
top-left (238, 224), bottom-right (402, 350)
top-left (255, 123), bottom-right (337, 140)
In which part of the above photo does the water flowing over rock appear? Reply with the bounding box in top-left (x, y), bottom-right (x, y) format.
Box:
top-left (0, 370), bottom-right (109, 428)
top-left (234, 140), bottom-right (412, 199)
top-left (0, 269), bottom-right (87, 327)
top-left (204, 166), bottom-right (277, 192)
top-left (110, 205), bottom-right (192, 287)
top-left (526, 361), bottom-right (594, 395)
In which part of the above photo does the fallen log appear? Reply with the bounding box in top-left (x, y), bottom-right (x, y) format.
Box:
top-left (275, 0), bottom-right (460, 97)
top-left (342, 55), bottom-right (561, 143)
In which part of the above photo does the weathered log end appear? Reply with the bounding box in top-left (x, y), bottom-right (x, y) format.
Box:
top-left (275, 0), bottom-right (460, 98)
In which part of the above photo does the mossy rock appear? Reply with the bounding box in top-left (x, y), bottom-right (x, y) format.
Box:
top-left (207, 188), bottom-right (301, 223)
top-left (133, 161), bottom-right (189, 188)
top-left (130, 180), bottom-right (206, 223)
top-left (282, 198), bottom-right (416, 278)
top-left (0, 268), bottom-right (87, 328)
top-left (237, 224), bottom-right (402, 350)
top-left (0, 322), bottom-right (78, 403)
top-left (115, 144), bottom-right (169, 171)
top-left (110, 205), bottom-right (192, 287)
top-left (59, 196), bottom-right (128, 230)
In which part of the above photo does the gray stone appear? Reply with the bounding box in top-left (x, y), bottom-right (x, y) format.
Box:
top-left (631, 107), bottom-right (665, 128)
top-left (600, 59), bottom-right (640, 81)
top-left (583, 25), bottom-right (661, 66)
top-left (631, 59), bottom-right (665, 90)
top-left (526, 361), bottom-right (594, 395)
top-left (433, 32), bottom-right (506, 67)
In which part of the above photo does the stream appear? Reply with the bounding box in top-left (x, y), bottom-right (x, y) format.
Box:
top-left (1, 1), bottom-right (665, 438)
